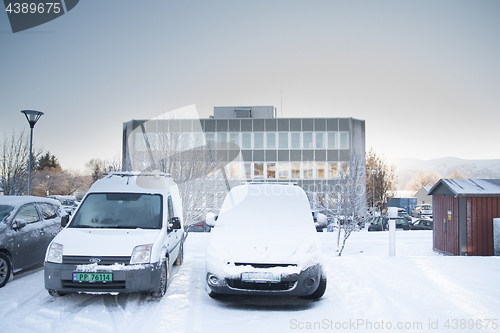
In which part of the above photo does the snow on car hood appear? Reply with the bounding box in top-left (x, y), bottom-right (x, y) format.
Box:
top-left (208, 226), bottom-right (319, 265)
top-left (52, 228), bottom-right (160, 257)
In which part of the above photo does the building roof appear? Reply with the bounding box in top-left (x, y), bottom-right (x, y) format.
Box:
top-left (428, 179), bottom-right (500, 197)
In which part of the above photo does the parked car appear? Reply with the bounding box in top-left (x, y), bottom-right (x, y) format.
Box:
top-left (187, 220), bottom-right (211, 232)
top-left (412, 204), bottom-right (433, 218)
top-left (205, 183), bottom-right (326, 299)
top-left (312, 211), bottom-right (328, 232)
top-left (0, 196), bottom-right (65, 288)
top-left (368, 216), bottom-right (410, 231)
top-left (47, 195), bottom-right (79, 215)
top-left (411, 218), bottom-right (434, 230)
top-left (44, 171), bottom-right (185, 298)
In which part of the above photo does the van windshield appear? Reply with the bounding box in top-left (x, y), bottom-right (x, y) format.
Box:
top-left (69, 193), bottom-right (162, 229)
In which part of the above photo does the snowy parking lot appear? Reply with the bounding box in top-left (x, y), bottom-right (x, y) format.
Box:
top-left (1, 230), bottom-right (499, 333)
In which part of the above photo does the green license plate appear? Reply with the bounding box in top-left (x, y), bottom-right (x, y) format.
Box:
top-left (73, 272), bottom-right (113, 282)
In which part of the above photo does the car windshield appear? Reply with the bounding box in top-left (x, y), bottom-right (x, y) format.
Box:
top-left (69, 193), bottom-right (162, 229)
top-left (422, 205), bottom-right (432, 210)
top-left (0, 205), bottom-right (15, 222)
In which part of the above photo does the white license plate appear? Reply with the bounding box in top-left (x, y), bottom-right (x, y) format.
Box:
top-left (241, 272), bottom-right (281, 283)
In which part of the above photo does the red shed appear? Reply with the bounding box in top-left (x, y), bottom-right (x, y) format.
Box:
top-left (428, 179), bottom-right (500, 256)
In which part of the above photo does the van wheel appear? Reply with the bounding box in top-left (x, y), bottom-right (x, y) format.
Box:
top-left (174, 243), bottom-right (184, 266)
top-left (0, 253), bottom-right (12, 288)
top-left (48, 289), bottom-right (67, 297)
top-left (151, 260), bottom-right (168, 298)
top-left (300, 274), bottom-right (327, 300)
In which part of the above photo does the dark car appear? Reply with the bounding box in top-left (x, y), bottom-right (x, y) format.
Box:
top-left (411, 219), bottom-right (434, 230)
top-left (0, 196), bottom-right (64, 288)
top-left (368, 216), bottom-right (410, 231)
top-left (187, 220), bottom-right (211, 232)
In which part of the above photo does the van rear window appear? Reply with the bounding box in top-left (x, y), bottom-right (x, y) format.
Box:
top-left (69, 193), bottom-right (162, 229)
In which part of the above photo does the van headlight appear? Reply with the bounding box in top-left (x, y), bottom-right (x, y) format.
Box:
top-left (130, 244), bottom-right (152, 264)
top-left (47, 243), bottom-right (63, 263)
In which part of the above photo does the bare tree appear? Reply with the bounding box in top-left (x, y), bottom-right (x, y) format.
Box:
top-left (335, 152), bottom-right (367, 256)
top-left (305, 152), bottom-right (367, 256)
top-left (126, 119), bottom-right (240, 226)
top-left (0, 131), bottom-right (41, 195)
top-left (405, 170), bottom-right (441, 191)
top-left (446, 169), bottom-right (468, 179)
top-left (366, 148), bottom-right (398, 210)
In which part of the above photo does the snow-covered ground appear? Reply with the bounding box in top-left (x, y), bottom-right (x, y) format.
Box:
top-left (1, 229), bottom-right (499, 333)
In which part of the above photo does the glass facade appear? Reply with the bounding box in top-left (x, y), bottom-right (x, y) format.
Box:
top-left (127, 117), bottom-right (361, 184)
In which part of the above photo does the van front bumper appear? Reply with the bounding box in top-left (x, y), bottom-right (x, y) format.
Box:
top-left (44, 261), bottom-right (162, 294)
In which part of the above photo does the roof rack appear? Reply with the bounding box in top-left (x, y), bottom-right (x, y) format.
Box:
top-left (105, 171), bottom-right (172, 178)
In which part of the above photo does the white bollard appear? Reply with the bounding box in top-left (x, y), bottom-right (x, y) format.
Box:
top-left (389, 219), bottom-right (396, 256)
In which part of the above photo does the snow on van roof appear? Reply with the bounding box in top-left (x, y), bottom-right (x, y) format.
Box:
top-left (88, 171), bottom-right (175, 194)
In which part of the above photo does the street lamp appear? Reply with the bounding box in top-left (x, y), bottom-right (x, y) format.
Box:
top-left (21, 110), bottom-right (44, 195)
top-left (371, 169), bottom-right (376, 212)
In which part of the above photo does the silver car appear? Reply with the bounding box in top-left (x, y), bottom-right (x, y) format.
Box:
top-left (0, 196), bottom-right (64, 288)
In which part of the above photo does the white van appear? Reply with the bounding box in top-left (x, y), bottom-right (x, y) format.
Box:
top-left (44, 171), bottom-right (185, 298)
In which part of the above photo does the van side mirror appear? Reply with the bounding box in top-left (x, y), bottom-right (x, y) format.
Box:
top-left (61, 215), bottom-right (70, 227)
top-left (12, 219), bottom-right (27, 231)
top-left (205, 212), bottom-right (217, 227)
top-left (169, 217), bottom-right (181, 230)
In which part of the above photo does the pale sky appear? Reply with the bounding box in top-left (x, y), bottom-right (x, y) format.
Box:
top-left (1, 0), bottom-right (499, 172)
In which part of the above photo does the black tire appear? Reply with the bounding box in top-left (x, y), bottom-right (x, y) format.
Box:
top-left (48, 289), bottom-right (67, 297)
top-left (0, 253), bottom-right (12, 288)
top-left (174, 243), bottom-right (184, 266)
top-left (151, 260), bottom-right (168, 298)
top-left (301, 274), bottom-right (327, 300)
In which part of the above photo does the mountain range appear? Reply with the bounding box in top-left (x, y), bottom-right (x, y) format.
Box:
top-left (388, 157), bottom-right (500, 190)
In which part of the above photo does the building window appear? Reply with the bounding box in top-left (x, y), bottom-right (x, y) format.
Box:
top-left (316, 162), bottom-right (326, 179)
top-left (329, 162), bottom-right (338, 178)
top-left (340, 132), bottom-right (350, 149)
top-left (303, 133), bottom-right (313, 149)
top-left (205, 133), bottom-right (215, 145)
top-left (266, 133), bottom-right (276, 149)
top-left (291, 163), bottom-right (301, 179)
top-left (279, 133), bottom-right (289, 149)
top-left (340, 162), bottom-right (349, 175)
top-left (254, 163), bottom-right (264, 179)
top-left (243, 163), bottom-right (251, 178)
top-left (254, 133), bottom-right (264, 149)
top-left (242, 133), bottom-right (251, 149)
top-left (230, 133), bottom-right (239, 146)
top-left (304, 162), bottom-right (313, 179)
top-left (267, 163), bottom-right (276, 179)
top-left (278, 162), bottom-right (289, 179)
top-left (230, 163), bottom-right (240, 179)
top-left (291, 133), bottom-right (301, 149)
top-left (328, 132), bottom-right (337, 149)
top-left (316, 133), bottom-right (324, 149)
top-left (217, 133), bottom-right (227, 142)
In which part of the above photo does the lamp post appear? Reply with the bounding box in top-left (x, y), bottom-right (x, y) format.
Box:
top-left (21, 110), bottom-right (44, 195)
top-left (371, 169), bottom-right (376, 211)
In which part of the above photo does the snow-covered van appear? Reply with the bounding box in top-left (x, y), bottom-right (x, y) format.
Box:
top-left (205, 183), bottom-right (326, 299)
top-left (44, 171), bottom-right (185, 298)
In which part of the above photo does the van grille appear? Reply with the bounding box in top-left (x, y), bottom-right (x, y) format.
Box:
top-left (62, 256), bottom-right (131, 265)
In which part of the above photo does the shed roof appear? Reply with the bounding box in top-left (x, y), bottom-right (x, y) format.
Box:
top-left (428, 179), bottom-right (500, 197)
